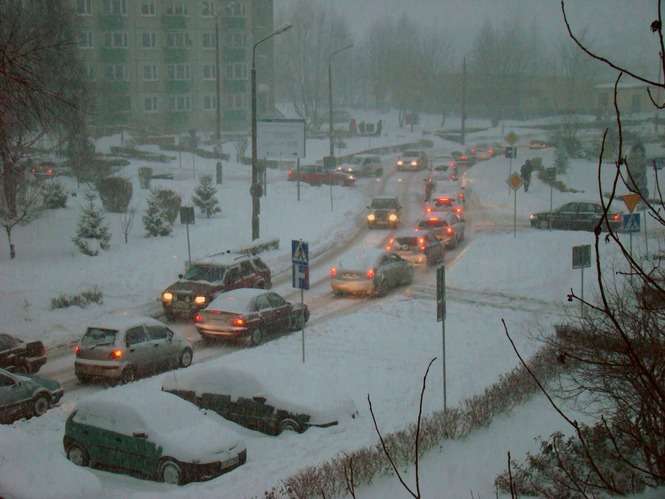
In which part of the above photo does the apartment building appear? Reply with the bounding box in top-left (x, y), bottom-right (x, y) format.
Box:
top-left (73, 0), bottom-right (274, 134)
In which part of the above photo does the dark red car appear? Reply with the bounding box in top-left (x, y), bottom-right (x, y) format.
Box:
top-left (288, 165), bottom-right (355, 187)
top-left (0, 333), bottom-right (47, 374)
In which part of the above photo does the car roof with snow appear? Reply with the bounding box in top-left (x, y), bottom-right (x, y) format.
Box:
top-left (336, 248), bottom-right (386, 270)
top-left (205, 288), bottom-right (268, 312)
top-left (191, 252), bottom-right (255, 266)
top-left (86, 315), bottom-right (165, 332)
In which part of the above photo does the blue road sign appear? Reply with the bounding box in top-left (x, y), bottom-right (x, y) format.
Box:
top-left (622, 213), bottom-right (641, 233)
top-left (292, 240), bottom-right (309, 289)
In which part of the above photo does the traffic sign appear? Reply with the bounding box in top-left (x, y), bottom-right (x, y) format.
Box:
top-left (292, 240), bottom-right (309, 289)
top-left (436, 265), bottom-right (446, 322)
top-left (508, 173), bottom-right (523, 190)
top-left (622, 193), bottom-right (641, 213)
top-left (544, 167), bottom-right (556, 182)
top-left (505, 132), bottom-right (519, 145)
top-left (504, 146), bottom-right (517, 159)
top-left (572, 244), bottom-right (591, 269)
top-left (622, 213), bottom-right (641, 233)
top-left (292, 239), bottom-right (309, 264)
top-left (179, 206), bottom-right (195, 225)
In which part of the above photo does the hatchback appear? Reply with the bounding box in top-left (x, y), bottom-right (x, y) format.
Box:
top-left (385, 230), bottom-right (445, 266)
top-left (330, 248), bottom-right (413, 297)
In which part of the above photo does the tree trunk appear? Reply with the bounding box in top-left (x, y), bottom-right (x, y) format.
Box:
top-left (4, 225), bottom-right (15, 259)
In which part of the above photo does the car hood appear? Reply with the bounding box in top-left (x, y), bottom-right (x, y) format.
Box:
top-left (17, 373), bottom-right (61, 392)
top-left (164, 280), bottom-right (217, 295)
top-left (370, 208), bottom-right (398, 214)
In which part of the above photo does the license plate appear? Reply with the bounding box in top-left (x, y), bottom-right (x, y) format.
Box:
top-left (221, 455), bottom-right (240, 469)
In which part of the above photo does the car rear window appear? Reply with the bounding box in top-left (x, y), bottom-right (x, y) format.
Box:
top-left (81, 328), bottom-right (117, 348)
top-left (419, 219), bottom-right (448, 228)
top-left (395, 237), bottom-right (418, 248)
top-left (434, 197), bottom-right (454, 207)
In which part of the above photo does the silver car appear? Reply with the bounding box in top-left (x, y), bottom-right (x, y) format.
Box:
top-left (74, 316), bottom-right (193, 384)
top-left (330, 248), bottom-right (414, 297)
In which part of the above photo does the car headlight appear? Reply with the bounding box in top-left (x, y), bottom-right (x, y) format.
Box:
top-left (388, 213), bottom-right (398, 222)
top-left (397, 160), bottom-right (403, 165)
top-left (411, 161), bottom-right (418, 166)
top-left (529, 214), bottom-right (536, 220)
top-left (367, 213), bottom-right (376, 222)
top-left (194, 296), bottom-right (206, 305)
top-left (162, 292), bottom-right (173, 303)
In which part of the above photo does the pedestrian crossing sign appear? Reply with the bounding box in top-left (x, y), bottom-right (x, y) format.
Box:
top-left (291, 240), bottom-right (309, 264)
top-left (622, 213), bottom-right (641, 233)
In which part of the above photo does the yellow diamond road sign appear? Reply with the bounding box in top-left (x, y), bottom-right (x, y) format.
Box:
top-left (508, 173), bottom-right (522, 190)
top-left (622, 193), bottom-right (641, 213)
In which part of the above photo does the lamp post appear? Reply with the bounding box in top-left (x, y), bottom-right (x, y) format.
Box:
top-left (328, 43), bottom-right (353, 212)
top-left (250, 24), bottom-right (292, 240)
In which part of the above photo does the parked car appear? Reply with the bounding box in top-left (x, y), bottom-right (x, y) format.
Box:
top-left (416, 213), bottom-right (465, 249)
top-left (288, 165), bottom-right (356, 186)
top-left (30, 160), bottom-right (58, 178)
top-left (74, 316), bottom-right (193, 384)
top-left (0, 367), bottom-right (63, 424)
top-left (385, 229), bottom-right (445, 266)
top-left (529, 139), bottom-right (552, 150)
top-left (396, 150), bottom-right (429, 171)
top-left (337, 154), bottom-right (384, 177)
top-left (0, 333), bottom-right (47, 374)
top-left (162, 365), bottom-right (358, 436)
top-left (63, 391), bottom-right (247, 485)
top-left (425, 193), bottom-right (465, 219)
top-left (161, 254), bottom-right (272, 320)
top-left (194, 288), bottom-right (309, 346)
top-left (367, 196), bottom-right (402, 228)
top-left (330, 248), bottom-right (413, 297)
top-left (529, 202), bottom-right (622, 232)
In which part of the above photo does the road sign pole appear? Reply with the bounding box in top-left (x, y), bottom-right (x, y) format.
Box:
top-left (643, 207), bottom-right (649, 257)
top-left (301, 286), bottom-right (305, 364)
top-left (442, 314), bottom-right (446, 413)
top-left (549, 184), bottom-right (553, 231)
top-left (581, 267), bottom-right (585, 318)
top-left (514, 189), bottom-right (517, 238)
top-left (436, 265), bottom-right (447, 413)
top-left (296, 157), bottom-right (301, 202)
top-left (185, 222), bottom-right (191, 266)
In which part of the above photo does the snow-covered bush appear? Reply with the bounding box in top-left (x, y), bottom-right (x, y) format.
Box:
top-left (41, 181), bottom-right (68, 209)
top-left (554, 143), bottom-right (569, 175)
top-left (192, 175), bottom-right (220, 218)
top-left (154, 189), bottom-right (181, 223)
top-left (73, 193), bottom-right (111, 256)
top-left (96, 176), bottom-right (132, 213)
top-left (143, 189), bottom-right (172, 237)
top-left (50, 287), bottom-right (103, 309)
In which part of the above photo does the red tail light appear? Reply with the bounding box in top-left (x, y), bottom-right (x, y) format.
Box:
top-left (74, 344), bottom-right (80, 355)
top-left (194, 313), bottom-right (203, 323)
top-left (110, 349), bottom-right (123, 360)
top-left (429, 216), bottom-right (440, 221)
top-left (447, 226), bottom-right (454, 235)
top-left (449, 161), bottom-right (456, 168)
top-left (460, 155), bottom-right (468, 160)
top-left (232, 316), bottom-right (246, 327)
top-left (454, 207), bottom-right (462, 213)
top-left (367, 268), bottom-right (375, 279)
top-left (330, 267), bottom-right (337, 278)
top-left (611, 213), bottom-right (621, 221)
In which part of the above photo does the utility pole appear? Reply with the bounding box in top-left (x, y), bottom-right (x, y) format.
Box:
top-left (461, 57), bottom-right (466, 146)
top-left (215, 16), bottom-right (222, 144)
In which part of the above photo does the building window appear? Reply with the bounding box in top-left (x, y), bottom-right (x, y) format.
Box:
top-left (78, 31), bottom-right (94, 49)
top-left (140, 0), bottom-right (156, 16)
top-left (224, 1), bottom-right (246, 17)
top-left (224, 33), bottom-right (247, 48)
top-left (166, 32), bottom-right (192, 48)
top-left (144, 96), bottom-right (159, 113)
top-left (169, 95), bottom-right (192, 112)
top-left (203, 95), bottom-right (217, 111)
top-left (142, 32), bottom-right (157, 48)
top-left (225, 93), bottom-right (245, 109)
top-left (76, 0), bottom-right (92, 15)
top-left (167, 64), bottom-right (191, 80)
top-left (166, 2), bottom-right (188, 15)
top-left (103, 0), bottom-right (127, 16)
top-left (201, 1), bottom-right (216, 17)
top-left (84, 63), bottom-right (96, 81)
top-left (202, 32), bottom-right (216, 49)
top-left (202, 64), bottom-right (217, 80)
top-left (143, 64), bottom-right (159, 81)
top-left (104, 32), bottom-right (128, 49)
top-left (234, 63), bottom-right (247, 80)
top-left (104, 64), bottom-right (128, 81)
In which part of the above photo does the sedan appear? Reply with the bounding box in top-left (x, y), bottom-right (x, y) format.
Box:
top-left (330, 248), bottom-right (413, 297)
top-left (385, 229), bottom-right (445, 266)
top-left (0, 333), bottom-right (47, 374)
top-left (0, 367), bottom-right (63, 424)
top-left (529, 202), bottom-right (622, 231)
top-left (416, 213), bottom-right (465, 249)
top-left (288, 165), bottom-right (355, 186)
top-left (425, 194), bottom-right (464, 219)
top-left (64, 390), bottom-right (246, 485)
top-left (74, 316), bottom-right (193, 385)
top-left (194, 288), bottom-right (309, 346)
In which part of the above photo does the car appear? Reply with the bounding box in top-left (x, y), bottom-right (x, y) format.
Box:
top-left (451, 151), bottom-right (476, 168)
top-left (30, 160), bottom-right (58, 178)
top-left (74, 316), bottom-right (193, 384)
top-left (161, 254), bottom-right (272, 320)
top-left (431, 155), bottom-right (453, 171)
top-left (529, 202), bottom-right (623, 232)
top-left (288, 165), bottom-right (356, 186)
top-left (396, 150), bottom-right (429, 171)
top-left (63, 390), bottom-right (247, 485)
top-left (425, 193), bottom-right (465, 219)
top-left (529, 139), bottom-right (552, 150)
top-left (385, 229), bottom-right (445, 266)
top-left (0, 367), bottom-right (63, 424)
top-left (0, 333), bottom-right (47, 374)
top-left (162, 365), bottom-right (358, 436)
top-left (416, 213), bottom-right (465, 249)
top-left (337, 155), bottom-right (384, 177)
top-left (367, 196), bottom-right (402, 228)
top-left (330, 248), bottom-right (413, 297)
top-left (470, 144), bottom-right (495, 161)
top-left (194, 288), bottom-right (309, 346)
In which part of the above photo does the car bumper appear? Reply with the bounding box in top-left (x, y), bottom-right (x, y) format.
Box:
top-left (331, 279), bottom-right (375, 295)
top-left (395, 252), bottom-right (428, 265)
top-left (196, 325), bottom-right (249, 338)
top-left (163, 303), bottom-right (202, 318)
top-left (185, 449), bottom-right (247, 483)
top-left (74, 359), bottom-right (123, 379)
top-left (368, 219), bottom-right (399, 228)
top-left (50, 388), bottom-right (64, 405)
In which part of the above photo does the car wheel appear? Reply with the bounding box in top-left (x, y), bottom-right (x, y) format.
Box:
top-left (249, 328), bottom-right (264, 347)
top-left (179, 348), bottom-right (193, 368)
top-left (374, 277), bottom-right (388, 297)
top-left (538, 219), bottom-right (549, 229)
top-left (120, 367), bottom-right (136, 385)
top-left (32, 394), bottom-right (50, 418)
top-left (67, 443), bottom-right (89, 467)
top-left (160, 459), bottom-right (183, 485)
top-left (279, 418), bottom-right (303, 434)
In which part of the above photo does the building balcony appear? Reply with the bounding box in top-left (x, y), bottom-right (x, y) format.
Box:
top-left (161, 15), bottom-right (187, 30)
top-left (99, 48), bottom-right (128, 63)
top-left (97, 15), bottom-right (127, 30)
top-left (166, 80), bottom-right (192, 93)
top-left (222, 17), bottom-right (246, 30)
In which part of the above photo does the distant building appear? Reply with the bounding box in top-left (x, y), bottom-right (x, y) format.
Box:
top-left (594, 78), bottom-right (659, 118)
top-left (72, 0), bottom-right (274, 135)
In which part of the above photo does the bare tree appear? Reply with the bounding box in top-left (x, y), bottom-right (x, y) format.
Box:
top-left (120, 208), bottom-right (136, 244)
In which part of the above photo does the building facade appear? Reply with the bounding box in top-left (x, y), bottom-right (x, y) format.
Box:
top-left (73, 0), bottom-right (274, 134)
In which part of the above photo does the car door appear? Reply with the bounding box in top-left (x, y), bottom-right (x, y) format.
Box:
top-left (266, 293), bottom-right (291, 332)
top-left (223, 266), bottom-right (242, 291)
top-left (240, 260), bottom-right (256, 287)
top-left (254, 294), bottom-right (276, 334)
top-left (124, 326), bottom-right (152, 375)
top-left (577, 203), bottom-right (597, 231)
top-left (145, 324), bottom-right (174, 371)
top-left (554, 203), bottom-right (577, 229)
top-left (0, 371), bottom-right (26, 422)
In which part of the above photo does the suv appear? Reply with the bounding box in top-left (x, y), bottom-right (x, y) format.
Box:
top-left (337, 155), bottom-right (384, 177)
top-left (367, 197), bottom-right (402, 228)
top-left (161, 255), bottom-right (272, 320)
top-left (396, 150), bottom-right (429, 171)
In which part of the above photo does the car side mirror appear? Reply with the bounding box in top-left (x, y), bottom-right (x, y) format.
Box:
top-left (133, 432), bottom-right (148, 439)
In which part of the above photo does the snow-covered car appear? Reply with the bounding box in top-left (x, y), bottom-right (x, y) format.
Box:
top-left (194, 288), bottom-right (309, 346)
top-left (337, 154), bottom-right (384, 177)
top-left (366, 196), bottom-right (402, 228)
top-left (63, 390), bottom-right (247, 485)
top-left (529, 201), bottom-right (622, 232)
top-left (0, 367), bottom-right (63, 424)
top-left (396, 150), bottom-right (429, 171)
top-left (0, 333), bottom-right (47, 374)
top-left (529, 139), bottom-right (552, 150)
top-left (161, 254), bottom-right (272, 320)
top-left (385, 229), bottom-right (445, 266)
top-left (162, 365), bottom-right (358, 436)
top-left (416, 213), bottom-right (465, 249)
top-left (330, 248), bottom-right (413, 297)
top-left (74, 316), bottom-right (193, 384)
top-left (425, 193), bottom-right (465, 219)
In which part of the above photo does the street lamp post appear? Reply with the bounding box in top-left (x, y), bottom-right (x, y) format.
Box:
top-left (327, 43), bottom-right (353, 212)
top-left (250, 24), bottom-right (292, 241)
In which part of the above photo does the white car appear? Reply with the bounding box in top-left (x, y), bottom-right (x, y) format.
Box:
top-left (330, 248), bottom-right (414, 296)
top-left (337, 154), bottom-right (384, 177)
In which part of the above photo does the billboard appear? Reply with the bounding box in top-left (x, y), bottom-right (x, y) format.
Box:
top-left (257, 119), bottom-right (306, 159)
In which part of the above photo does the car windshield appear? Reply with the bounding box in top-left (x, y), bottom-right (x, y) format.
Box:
top-left (183, 265), bottom-right (222, 282)
top-left (371, 199), bottom-right (398, 209)
top-left (419, 219), bottom-right (448, 228)
top-left (81, 328), bottom-right (117, 348)
top-left (403, 151), bottom-right (419, 158)
top-left (395, 237), bottom-right (419, 248)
